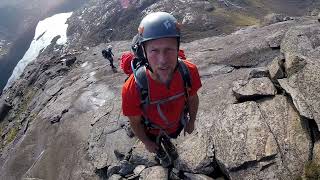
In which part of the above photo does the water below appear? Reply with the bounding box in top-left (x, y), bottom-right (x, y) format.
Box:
top-left (0, 0), bottom-right (86, 94)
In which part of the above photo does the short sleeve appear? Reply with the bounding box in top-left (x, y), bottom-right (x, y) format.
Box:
top-left (122, 75), bottom-right (143, 116)
top-left (184, 60), bottom-right (202, 96)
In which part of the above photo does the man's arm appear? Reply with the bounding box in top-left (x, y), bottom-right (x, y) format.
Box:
top-left (185, 93), bottom-right (199, 134)
top-left (128, 115), bottom-right (159, 153)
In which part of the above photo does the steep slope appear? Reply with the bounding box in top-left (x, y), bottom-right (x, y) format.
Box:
top-left (0, 0), bottom-right (86, 92)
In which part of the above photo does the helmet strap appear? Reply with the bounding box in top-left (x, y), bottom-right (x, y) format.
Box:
top-left (141, 43), bottom-right (153, 73)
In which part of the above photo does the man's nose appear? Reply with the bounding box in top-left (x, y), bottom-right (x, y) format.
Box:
top-left (158, 51), bottom-right (167, 64)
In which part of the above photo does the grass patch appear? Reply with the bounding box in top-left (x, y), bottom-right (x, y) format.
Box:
top-left (21, 89), bottom-right (36, 111)
top-left (230, 12), bottom-right (260, 26)
top-left (6, 127), bottom-right (18, 144)
top-left (212, 7), bottom-right (260, 26)
top-left (14, 88), bottom-right (37, 122)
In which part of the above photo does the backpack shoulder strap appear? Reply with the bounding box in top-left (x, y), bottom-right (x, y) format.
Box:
top-left (177, 59), bottom-right (192, 134)
top-left (177, 59), bottom-right (192, 91)
top-left (132, 58), bottom-right (150, 107)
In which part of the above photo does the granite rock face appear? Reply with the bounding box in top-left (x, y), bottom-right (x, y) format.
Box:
top-left (1, 3), bottom-right (320, 180)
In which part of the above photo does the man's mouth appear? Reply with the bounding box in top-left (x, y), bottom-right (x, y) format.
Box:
top-left (158, 67), bottom-right (169, 71)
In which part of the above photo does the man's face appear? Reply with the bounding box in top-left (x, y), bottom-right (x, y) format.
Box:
top-left (144, 37), bottom-right (178, 84)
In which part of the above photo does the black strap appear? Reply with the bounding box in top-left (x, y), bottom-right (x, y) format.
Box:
top-left (177, 59), bottom-right (192, 90)
top-left (132, 62), bottom-right (149, 107)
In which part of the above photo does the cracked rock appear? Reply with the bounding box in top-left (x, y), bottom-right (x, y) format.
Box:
top-left (248, 67), bottom-right (270, 79)
top-left (268, 56), bottom-right (285, 81)
top-left (140, 166), bottom-right (168, 180)
top-left (232, 77), bottom-right (277, 101)
top-left (211, 96), bottom-right (311, 179)
top-left (184, 172), bottom-right (214, 180)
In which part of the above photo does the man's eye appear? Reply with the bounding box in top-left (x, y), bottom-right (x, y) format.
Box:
top-left (151, 49), bottom-right (158, 52)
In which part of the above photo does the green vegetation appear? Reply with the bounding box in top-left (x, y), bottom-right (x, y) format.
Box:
top-left (14, 88), bottom-right (36, 122)
top-left (21, 89), bottom-right (36, 112)
top-left (230, 11), bottom-right (260, 26)
top-left (6, 127), bottom-right (18, 144)
top-left (212, 7), bottom-right (260, 26)
top-left (304, 161), bottom-right (320, 179)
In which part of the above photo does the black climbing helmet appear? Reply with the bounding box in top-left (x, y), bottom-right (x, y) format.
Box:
top-left (138, 12), bottom-right (181, 44)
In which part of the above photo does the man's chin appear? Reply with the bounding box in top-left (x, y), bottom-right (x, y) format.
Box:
top-left (154, 71), bottom-right (173, 84)
top-left (159, 75), bottom-right (173, 86)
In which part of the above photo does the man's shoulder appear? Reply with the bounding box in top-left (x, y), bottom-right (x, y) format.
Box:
top-left (123, 74), bottom-right (138, 95)
top-left (182, 60), bottom-right (198, 70)
top-left (181, 60), bottom-right (200, 76)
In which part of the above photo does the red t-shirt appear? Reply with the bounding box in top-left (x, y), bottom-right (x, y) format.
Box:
top-left (122, 60), bottom-right (202, 135)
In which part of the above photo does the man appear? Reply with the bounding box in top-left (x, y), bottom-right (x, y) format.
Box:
top-left (102, 45), bottom-right (116, 69)
top-left (122, 12), bottom-right (202, 167)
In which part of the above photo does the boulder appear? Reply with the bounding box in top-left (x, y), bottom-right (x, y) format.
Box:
top-left (212, 101), bottom-right (277, 179)
top-left (133, 165), bottom-right (146, 175)
top-left (268, 56), bottom-right (285, 81)
top-left (248, 67), bottom-right (269, 79)
top-left (266, 31), bottom-right (284, 48)
top-left (284, 53), bottom-right (307, 78)
top-left (139, 166), bottom-right (168, 180)
top-left (89, 127), bottom-right (135, 170)
top-left (174, 133), bottom-right (215, 174)
top-left (211, 95), bottom-right (311, 179)
top-left (130, 141), bottom-right (158, 167)
top-left (277, 54), bottom-right (320, 130)
top-left (184, 172), bottom-right (214, 180)
top-left (108, 174), bottom-right (124, 180)
top-left (232, 77), bottom-right (277, 101)
top-left (278, 79), bottom-right (313, 119)
top-left (281, 24), bottom-right (320, 56)
top-left (258, 95), bottom-right (311, 177)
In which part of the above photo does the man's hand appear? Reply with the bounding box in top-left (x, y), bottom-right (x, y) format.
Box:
top-left (143, 140), bottom-right (159, 153)
top-left (185, 93), bottom-right (199, 135)
top-left (185, 121), bottom-right (195, 134)
top-left (128, 116), bottom-right (159, 153)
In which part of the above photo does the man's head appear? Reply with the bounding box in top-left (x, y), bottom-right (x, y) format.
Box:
top-left (138, 12), bottom-right (181, 84)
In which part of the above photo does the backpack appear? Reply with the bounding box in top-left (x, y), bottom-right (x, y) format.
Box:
top-left (102, 49), bottom-right (112, 58)
top-left (178, 49), bottom-right (187, 60)
top-left (101, 49), bottom-right (107, 58)
top-left (120, 51), bottom-right (134, 75)
top-left (131, 56), bottom-right (192, 137)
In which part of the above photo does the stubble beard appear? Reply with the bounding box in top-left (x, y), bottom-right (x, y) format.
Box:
top-left (156, 70), bottom-right (174, 89)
